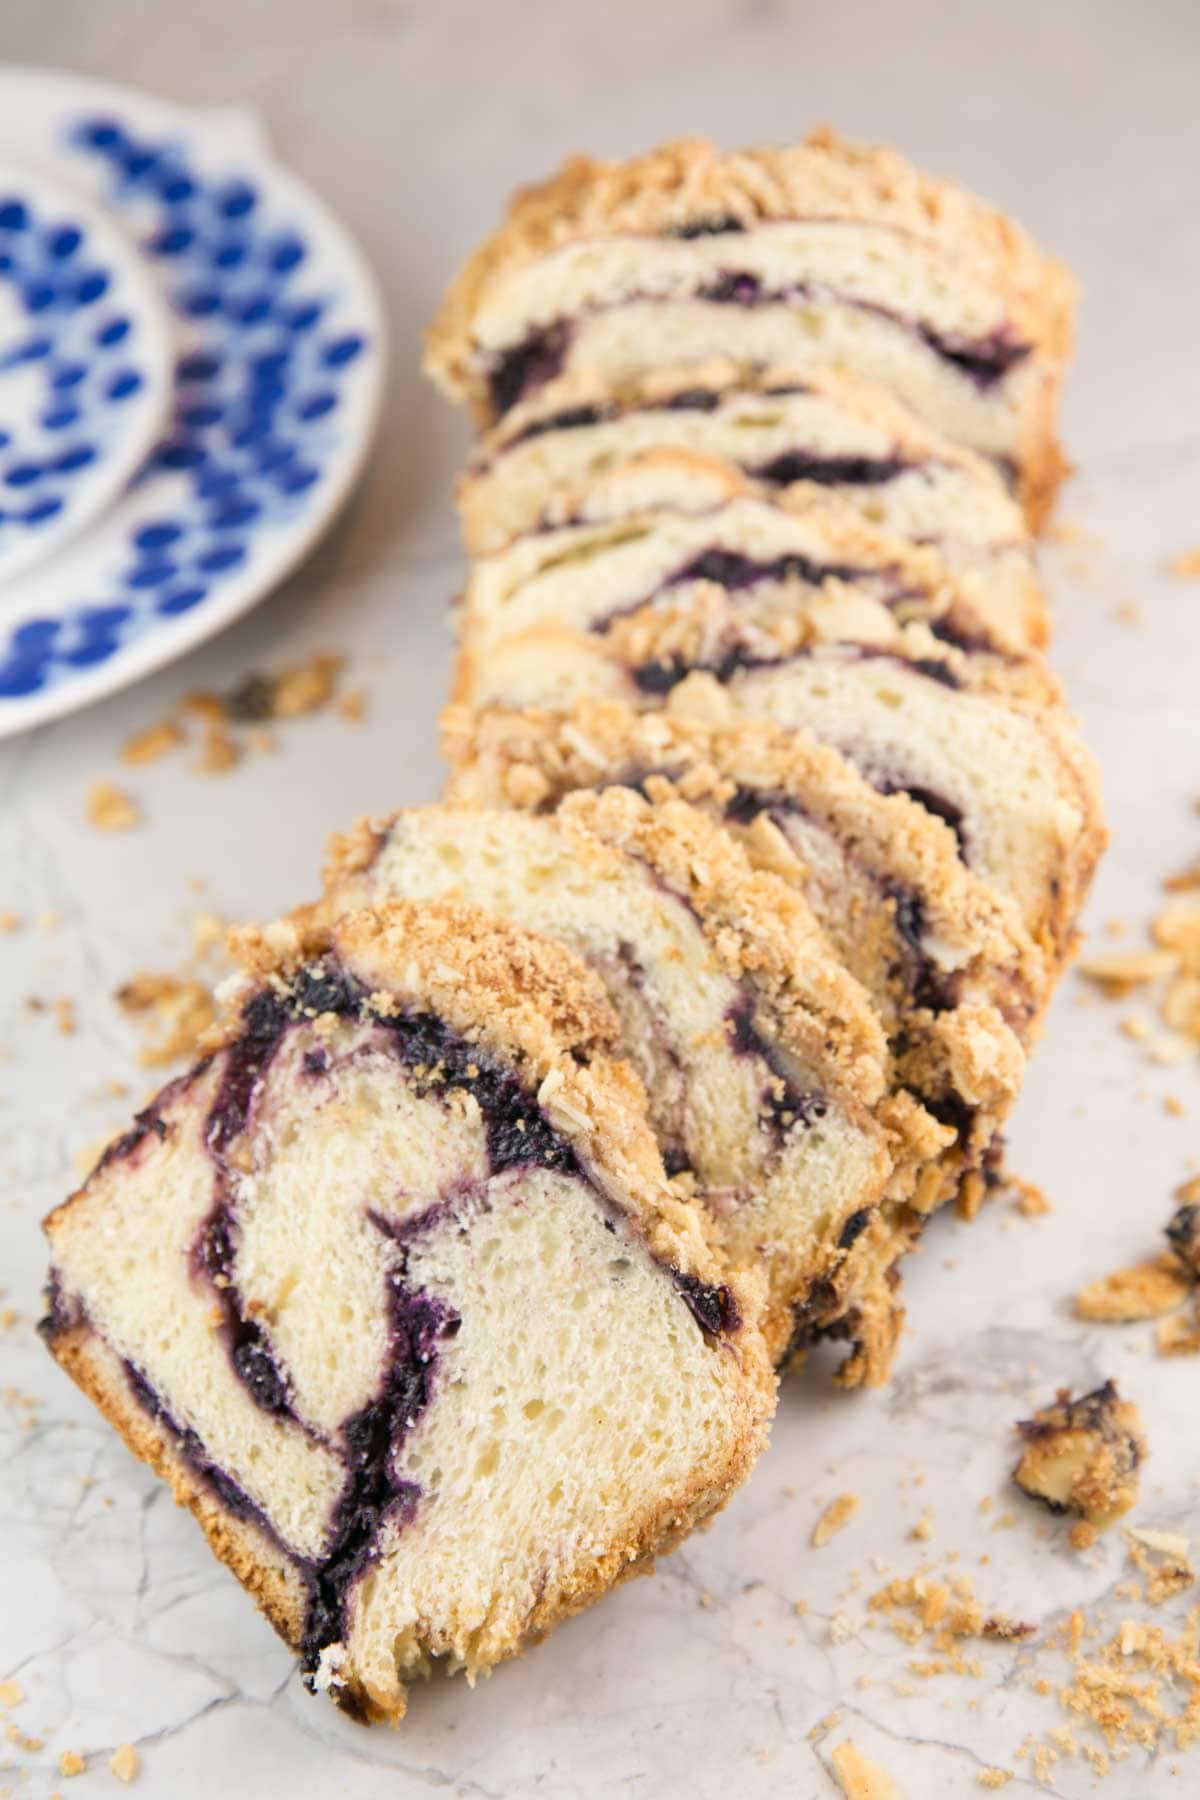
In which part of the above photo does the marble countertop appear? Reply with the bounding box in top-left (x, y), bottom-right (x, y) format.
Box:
top-left (3, 3), bottom-right (1200, 1794)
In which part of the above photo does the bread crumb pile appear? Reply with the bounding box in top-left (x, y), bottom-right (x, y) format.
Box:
top-left (82, 651), bottom-right (361, 830)
top-left (1077, 856), bottom-right (1200, 1069)
top-left (112, 910), bottom-right (232, 1069)
top-left (1072, 1186), bottom-right (1200, 1358)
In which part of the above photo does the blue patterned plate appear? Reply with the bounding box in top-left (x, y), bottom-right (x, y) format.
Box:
top-left (0, 68), bottom-right (386, 736)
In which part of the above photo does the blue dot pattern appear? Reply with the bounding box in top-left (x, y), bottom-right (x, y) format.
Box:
top-left (0, 113), bottom-right (374, 702)
top-left (0, 185), bottom-right (150, 556)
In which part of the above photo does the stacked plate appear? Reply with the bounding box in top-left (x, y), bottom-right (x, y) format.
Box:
top-left (0, 68), bottom-right (385, 736)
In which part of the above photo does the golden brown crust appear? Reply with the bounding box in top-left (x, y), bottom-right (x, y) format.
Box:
top-left (425, 128), bottom-right (1076, 409)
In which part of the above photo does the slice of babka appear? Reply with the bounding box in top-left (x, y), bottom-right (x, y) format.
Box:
top-left (42, 901), bottom-right (774, 1723)
top-left (425, 130), bottom-right (1076, 526)
top-left (444, 607), bottom-right (1100, 965)
top-left (322, 795), bottom-right (941, 1373)
top-left (441, 699), bottom-right (1045, 1165)
top-left (457, 362), bottom-right (1047, 647)
top-left (451, 467), bottom-right (1048, 718)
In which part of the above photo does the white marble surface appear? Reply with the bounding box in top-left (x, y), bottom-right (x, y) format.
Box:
top-left (2, 3), bottom-right (1200, 1794)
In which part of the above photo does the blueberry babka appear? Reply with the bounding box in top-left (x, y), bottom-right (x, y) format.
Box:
top-left (457, 362), bottom-right (1048, 648)
top-left (322, 793), bottom-right (943, 1368)
top-left (42, 902), bottom-right (774, 1722)
top-left (424, 130), bottom-right (1077, 526)
top-left (441, 698), bottom-right (1045, 1134)
top-left (42, 126), bottom-right (1100, 1725)
top-left (451, 464), bottom-right (1041, 713)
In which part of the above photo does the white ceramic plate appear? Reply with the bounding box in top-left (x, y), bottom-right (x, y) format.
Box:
top-left (0, 67), bottom-right (386, 737)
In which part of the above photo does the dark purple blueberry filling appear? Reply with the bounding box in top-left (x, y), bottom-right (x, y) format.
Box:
top-left (38, 1270), bottom-right (82, 1341)
top-left (658, 387), bottom-right (722, 412)
top-left (918, 324), bottom-right (1031, 389)
top-left (884, 883), bottom-right (955, 1015)
top-left (300, 1230), bottom-right (459, 1686)
top-left (488, 320), bottom-right (572, 417)
top-left (193, 1210), bottom-right (299, 1421)
top-left (673, 1271), bottom-right (741, 1334)
top-left (633, 655), bottom-right (690, 696)
top-left (662, 1147), bottom-right (692, 1177)
top-left (508, 402), bottom-right (609, 447)
top-left (924, 1091), bottom-right (976, 1146)
top-left (303, 1047), bottom-right (329, 1076)
top-left (668, 215), bottom-right (746, 240)
top-left (927, 616), bottom-right (1000, 658)
top-left (909, 657), bottom-right (960, 690)
top-left (754, 450), bottom-right (909, 488)
top-left (94, 1106), bottom-right (170, 1175)
top-left (726, 1000), bottom-right (827, 1136)
top-left (669, 545), bottom-right (861, 594)
top-left (699, 270), bottom-right (762, 304)
top-left (837, 1207), bottom-right (873, 1249)
top-left (124, 1358), bottom-right (283, 1538)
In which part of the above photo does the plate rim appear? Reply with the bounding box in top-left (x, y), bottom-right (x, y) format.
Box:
top-left (0, 64), bottom-right (388, 740)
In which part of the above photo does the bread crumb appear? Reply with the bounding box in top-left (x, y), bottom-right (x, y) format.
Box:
top-left (1113, 599), bottom-right (1142, 625)
top-left (194, 724), bottom-right (241, 775)
top-left (910, 1510), bottom-right (934, 1542)
top-left (120, 719), bottom-right (183, 766)
top-left (58, 1750), bottom-right (85, 1777)
top-left (1076, 948), bottom-right (1176, 993)
top-left (813, 1492), bottom-right (860, 1547)
top-left (1013, 1382), bottom-right (1145, 1529)
top-left (0, 1680), bottom-right (23, 1708)
top-left (54, 996), bottom-right (77, 1037)
top-left (1125, 1532), bottom-right (1195, 1604)
top-left (337, 687), bottom-right (367, 722)
top-left (1167, 548), bottom-right (1200, 578)
top-left (976, 1772), bottom-right (1012, 1790)
top-left (1010, 1177), bottom-right (1052, 1217)
top-left (109, 1743), bottom-right (139, 1783)
top-left (1165, 1094), bottom-right (1186, 1118)
top-left (87, 781), bottom-right (140, 832)
top-left (0, 911), bottom-right (21, 933)
top-left (115, 972), bottom-right (216, 1067)
top-left (270, 651), bottom-right (343, 718)
top-left (1157, 1312), bottom-right (1200, 1357)
top-left (830, 1739), bottom-right (900, 1799)
top-left (956, 1169), bottom-right (986, 1222)
top-left (1074, 1254), bottom-right (1190, 1321)
top-left (1068, 1521), bottom-right (1097, 1551)
top-left (191, 912), bottom-right (226, 958)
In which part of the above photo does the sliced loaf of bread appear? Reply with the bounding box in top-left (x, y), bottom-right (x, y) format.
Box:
top-left (43, 902), bottom-right (774, 1722)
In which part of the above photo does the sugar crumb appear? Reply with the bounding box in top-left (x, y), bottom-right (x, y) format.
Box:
top-left (87, 781), bottom-right (140, 832)
top-left (829, 1739), bottom-right (900, 1799)
top-left (109, 1743), bottom-right (139, 1783)
top-left (812, 1492), bottom-right (860, 1547)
